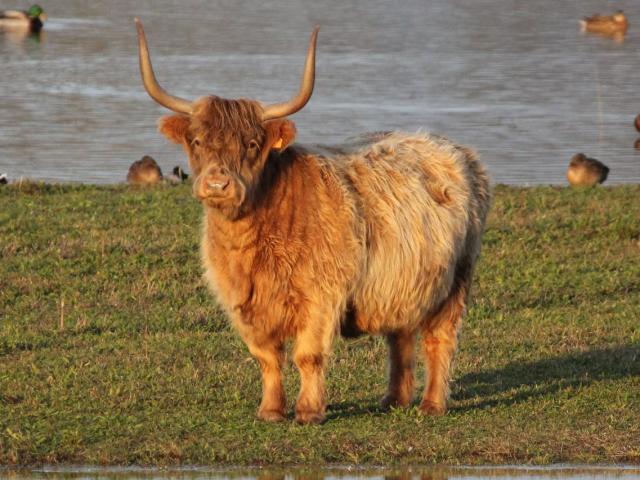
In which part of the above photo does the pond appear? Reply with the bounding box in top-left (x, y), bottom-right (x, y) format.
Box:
top-left (1, 0), bottom-right (640, 185)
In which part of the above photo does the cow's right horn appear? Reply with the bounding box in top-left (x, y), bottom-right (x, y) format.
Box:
top-left (135, 18), bottom-right (194, 115)
top-left (261, 26), bottom-right (319, 121)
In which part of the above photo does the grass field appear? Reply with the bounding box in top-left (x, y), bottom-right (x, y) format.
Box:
top-left (0, 182), bottom-right (639, 466)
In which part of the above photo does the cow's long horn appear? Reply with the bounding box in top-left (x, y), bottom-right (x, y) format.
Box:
top-left (261, 26), bottom-right (319, 122)
top-left (135, 18), bottom-right (193, 115)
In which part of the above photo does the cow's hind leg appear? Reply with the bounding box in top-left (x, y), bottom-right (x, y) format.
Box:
top-left (419, 277), bottom-right (468, 415)
top-left (381, 328), bottom-right (416, 408)
top-left (246, 340), bottom-right (286, 422)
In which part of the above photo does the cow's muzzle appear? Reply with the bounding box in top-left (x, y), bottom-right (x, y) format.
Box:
top-left (194, 168), bottom-right (245, 208)
top-left (204, 176), bottom-right (230, 195)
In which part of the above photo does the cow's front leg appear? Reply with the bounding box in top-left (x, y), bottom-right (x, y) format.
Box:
top-left (293, 320), bottom-right (334, 424)
top-left (246, 340), bottom-right (286, 422)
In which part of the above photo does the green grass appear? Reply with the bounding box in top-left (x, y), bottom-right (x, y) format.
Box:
top-left (0, 182), bottom-right (639, 466)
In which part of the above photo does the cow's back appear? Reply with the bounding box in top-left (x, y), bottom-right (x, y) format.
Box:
top-left (333, 132), bottom-right (490, 333)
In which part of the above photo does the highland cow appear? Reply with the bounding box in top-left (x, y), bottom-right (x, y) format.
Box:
top-left (135, 19), bottom-right (491, 424)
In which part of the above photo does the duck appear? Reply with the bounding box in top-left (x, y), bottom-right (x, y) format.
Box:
top-left (173, 166), bottom-right (188, 181)
top-left (580, 11), bottom-right (628, 36)
top-left (127, 155), bottom-right (163, 185)
top-left (566, 153), bottom-right (609, 187)
top-left (166, 166), bottom-right (189, 184)
top-left (0, 5), bottom-right (47, 33)
top-left (0, 173), bottom-right (7, 185)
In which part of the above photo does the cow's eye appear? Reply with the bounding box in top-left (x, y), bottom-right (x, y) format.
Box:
top-left (192, 138), bottom-right (201, 147)
top-left (247, 139), bottom-right (259, 151)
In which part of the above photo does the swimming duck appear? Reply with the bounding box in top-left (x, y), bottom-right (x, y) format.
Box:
top-left (0, 5), bottom-right (47, 33)
top-left (566, 153), bottom-right (609, 187)
top-left (127, 155), bottom-right (163, 185)
top-left (580, 11), bottom-right (628, 36)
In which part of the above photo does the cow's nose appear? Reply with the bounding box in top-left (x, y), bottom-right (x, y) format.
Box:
top-left (202, 169), bottom-right (231, 196)
top-left (206, 177), bottom-right (230, 193)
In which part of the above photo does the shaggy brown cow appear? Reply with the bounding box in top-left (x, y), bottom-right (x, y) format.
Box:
top-left (135, 19), bottom-right (490, 424)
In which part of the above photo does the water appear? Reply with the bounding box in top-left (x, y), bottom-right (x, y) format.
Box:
top-left (3, 466), bottom-right (640, 480)
top-left (1, 0), bottom-right (640, 185)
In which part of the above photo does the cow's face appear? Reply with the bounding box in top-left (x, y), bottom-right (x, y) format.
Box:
top-left (135, 19), bottom-right (317, 217)
top-left (159, 97), bottom-right (296, 217)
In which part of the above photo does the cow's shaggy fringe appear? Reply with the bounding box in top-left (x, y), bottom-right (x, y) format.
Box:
top-left (192, 96), bottom-right (263, 131)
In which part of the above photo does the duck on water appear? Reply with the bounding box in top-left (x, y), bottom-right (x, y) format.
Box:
top-left (0, 4), bottom-right (47, 33)
top-left (580, 10), bottom-right (628, 37)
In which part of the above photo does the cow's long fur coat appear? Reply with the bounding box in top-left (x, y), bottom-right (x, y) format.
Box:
top-left (160, 97), bottom-right (491, 424)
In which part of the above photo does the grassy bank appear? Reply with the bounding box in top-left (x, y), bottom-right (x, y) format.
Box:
top-left (1, 183), bottom-right (639, 466)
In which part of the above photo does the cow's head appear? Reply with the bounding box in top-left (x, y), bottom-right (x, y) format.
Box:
top-left (135, 19), bottom-right (318, 218)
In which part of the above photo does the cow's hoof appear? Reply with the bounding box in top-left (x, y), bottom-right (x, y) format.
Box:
top-left (419, 400), bottom-right (446, 416)
top-left (380, 393), bottom-right (410, 409)
top-left (258, 409), bottom-right (286, 422)
top-left (295, 410), bottom-right (325, 425)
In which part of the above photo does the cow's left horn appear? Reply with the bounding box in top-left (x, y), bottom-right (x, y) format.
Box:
top-left (135, 18), bottom-right (194, 115)
top-left (261, 26), bottom-right (319, 122)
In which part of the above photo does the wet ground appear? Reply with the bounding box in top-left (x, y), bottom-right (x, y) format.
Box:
top-left (4, 465), bottom-right (640, 480)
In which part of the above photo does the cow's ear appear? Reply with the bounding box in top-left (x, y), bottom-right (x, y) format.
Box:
top-left (263, 119), bottom-right (297, 152)
top-left (158, 114), bottom-right (190, 145)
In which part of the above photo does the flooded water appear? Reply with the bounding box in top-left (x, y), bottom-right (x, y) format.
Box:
top-left (4, 466), bottom-right (640, 480)
top-left (1, 0), bottom-right (640, 185)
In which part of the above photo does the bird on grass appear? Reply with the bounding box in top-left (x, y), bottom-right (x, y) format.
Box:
top-left (566, 153), bottom-right (609, 187)
top-left (166, 166), bottom-right (189, 184)
top-left (172, 166), bottom-right (188, 181)
top-left (127, 156), bottom-right (163, 185)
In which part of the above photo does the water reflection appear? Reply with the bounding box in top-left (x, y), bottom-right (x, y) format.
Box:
top-left (4, 466), bottom-right (640, 480)
top-left (1, 28), bottom-right (44, 46)
top-left (581, 30), bottom-right (625, 44)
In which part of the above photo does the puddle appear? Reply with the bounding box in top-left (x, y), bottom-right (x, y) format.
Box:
top-left (3, 465), bottom-right (640, 480)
